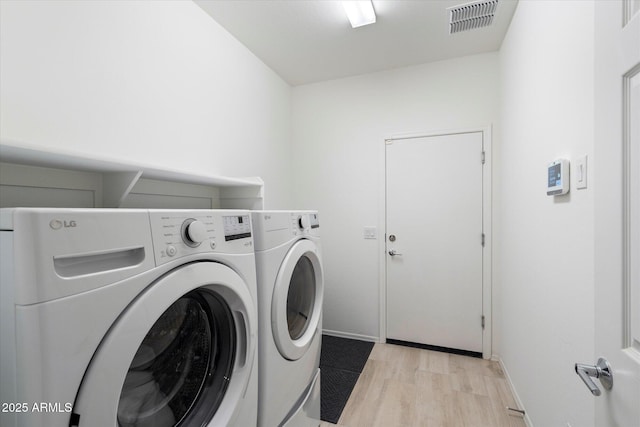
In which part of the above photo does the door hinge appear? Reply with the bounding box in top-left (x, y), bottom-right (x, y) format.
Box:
top-left (481, 315), bottom-right (485, 329)
top-left (481, 151), bottom-right (486, 164)
top-left (481, 233), bottom-right (485, 247)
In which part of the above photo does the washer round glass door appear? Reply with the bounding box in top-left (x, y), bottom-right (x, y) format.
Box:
top-left (117, 290), bottom-right (234, 426)
top-left (271, 239), bottom-right (324, 361)
top-left (71, 262), bottom-right (256, 427)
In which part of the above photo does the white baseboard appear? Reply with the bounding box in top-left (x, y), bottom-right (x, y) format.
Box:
top-left (494, 355), bottom-right (534, 427)
top-left (322, 329), bottom-right (379, 343)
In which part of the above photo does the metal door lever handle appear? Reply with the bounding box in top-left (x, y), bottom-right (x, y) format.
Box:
top-left (388, 249), bottom-right (402, 256)
top-left (574, 358), bottom-right (613, 396)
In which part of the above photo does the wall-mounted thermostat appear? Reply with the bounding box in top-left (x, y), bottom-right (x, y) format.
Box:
top-left (547, 159), bottom-right (570, 196)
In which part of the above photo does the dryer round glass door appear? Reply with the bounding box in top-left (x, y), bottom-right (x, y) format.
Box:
top-left (71, 262), bottom-right (257, 427)
top-left (272, 239), bottom-right (324, 361)
top-left (287, 256), bottom-right (316, 340)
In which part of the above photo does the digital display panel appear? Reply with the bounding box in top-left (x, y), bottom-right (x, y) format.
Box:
top-left (548, 163), bottom-right (562, 188)
top-left (223, 215), bottom-right (251, 241)
top-left (310, 213), bottom-right (320, 229)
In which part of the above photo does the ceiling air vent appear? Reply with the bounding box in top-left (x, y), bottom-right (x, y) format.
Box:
top-left (448, 0), bottom-right (499, 34)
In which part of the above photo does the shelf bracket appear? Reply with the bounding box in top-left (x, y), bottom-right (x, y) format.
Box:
top-left (102, 171), bottom-right (142, 208)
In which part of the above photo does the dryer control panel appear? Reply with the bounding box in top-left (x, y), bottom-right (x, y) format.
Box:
top-left (291, 212), bottom-right (320, 236)
top-left (149, 210), bottom-right (253, 265)
top-left (251, 211), bottom-right (320, 251)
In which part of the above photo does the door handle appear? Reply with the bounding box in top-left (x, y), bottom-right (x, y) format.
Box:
top-left (574, 357), bottom-right (613, 396)
top-left (388, 249), bottom-right (402, 256)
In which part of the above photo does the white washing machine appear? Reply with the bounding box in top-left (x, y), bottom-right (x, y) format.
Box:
top-left (0, 208), bottom-right (258, 427)
top-left (251, 211), bottom-right (323, 427)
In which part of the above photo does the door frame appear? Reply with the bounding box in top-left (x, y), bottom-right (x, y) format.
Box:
top-left (378, 125), bottom-right (493, 359)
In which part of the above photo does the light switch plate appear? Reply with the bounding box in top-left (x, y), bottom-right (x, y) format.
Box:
top-left (364, 226), bottom-right (377, 239)
top-left (575, 155), bottom-right (588, 189)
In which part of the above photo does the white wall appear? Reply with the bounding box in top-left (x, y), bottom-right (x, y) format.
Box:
top-left (496, 1), bottom-right (595, 426)
top-left (292, 53), bottom-right (499, 339)
top-left (0, 0), bottom-right (292, 208)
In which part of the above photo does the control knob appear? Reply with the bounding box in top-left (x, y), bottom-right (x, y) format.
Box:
top-left (182, 219), bottom-right (207, 247)
top-left (298, 215), bottom-right (310, 230)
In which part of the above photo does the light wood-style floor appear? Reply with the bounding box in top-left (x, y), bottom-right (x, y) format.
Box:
top-left (320, 343), bottom-right (527, 427)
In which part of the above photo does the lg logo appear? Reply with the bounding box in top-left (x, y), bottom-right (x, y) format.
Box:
top-left (49, 219), bottom-right (77, 230)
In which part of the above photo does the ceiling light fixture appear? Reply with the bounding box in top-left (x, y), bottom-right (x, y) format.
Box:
top-left (342, 1), bottom-right (376, 28)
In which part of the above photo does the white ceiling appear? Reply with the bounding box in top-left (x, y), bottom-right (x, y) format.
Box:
top-left (195, 0), bottom-right (518, 86)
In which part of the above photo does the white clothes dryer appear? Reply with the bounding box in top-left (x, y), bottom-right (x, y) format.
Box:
top-left (0, 208), bottom-right (258, 427)
top-left (251, 211), bottom-right (323, 427)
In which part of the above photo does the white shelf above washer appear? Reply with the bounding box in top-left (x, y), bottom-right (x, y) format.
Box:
top-left (0, 141), bottom-right (264, 210)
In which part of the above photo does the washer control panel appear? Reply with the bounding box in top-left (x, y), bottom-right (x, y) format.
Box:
top-left (149, 210), bottom-right (253, 265)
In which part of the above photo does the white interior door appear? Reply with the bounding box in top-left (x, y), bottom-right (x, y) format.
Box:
top-left (385, 132), bottom-right (484, 354)
top-left (593, 1), bottom-right (640, 425)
